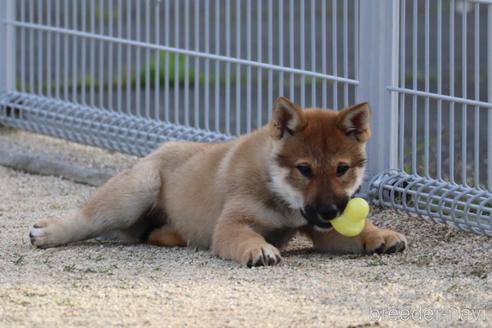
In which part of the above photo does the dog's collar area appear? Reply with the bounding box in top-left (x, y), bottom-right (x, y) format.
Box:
top-left (300, 208), bottom-right (332, 230)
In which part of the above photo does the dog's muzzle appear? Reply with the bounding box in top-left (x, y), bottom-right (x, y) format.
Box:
top-left (300, 206), bottom-right (333, 230)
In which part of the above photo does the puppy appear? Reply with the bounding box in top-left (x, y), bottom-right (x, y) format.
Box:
top-left (30, 97), bottom-right (407, 266)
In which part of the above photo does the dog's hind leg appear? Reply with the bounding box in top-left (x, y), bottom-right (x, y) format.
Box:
top-left (147, 225), bottom-right (187, 247)
top-left (30, 160), bottom-right (163, 248)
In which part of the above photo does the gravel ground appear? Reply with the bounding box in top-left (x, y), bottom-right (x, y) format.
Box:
top-left (0, 129), bottom-right (491, 328)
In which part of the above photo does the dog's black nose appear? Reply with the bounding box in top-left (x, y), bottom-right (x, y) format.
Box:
top-left (317, 204), bottom-right (340, 221)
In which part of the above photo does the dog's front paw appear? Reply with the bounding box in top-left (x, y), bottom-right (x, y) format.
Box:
top-left (29, 219), bottom-right (65, 248)
top-left (360, 228), bottom-right (407, 255)
top-left (241, 243), bottom-right (282, 267)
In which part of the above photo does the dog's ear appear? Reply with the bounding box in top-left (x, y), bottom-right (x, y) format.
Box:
top-left (269, 97), bottom-right (307, 139)
top-left (336, 102), bottom-right (371, 143)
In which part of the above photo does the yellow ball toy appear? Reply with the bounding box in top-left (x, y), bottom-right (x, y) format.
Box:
top-left (330, 197), bottom-right (369, 237)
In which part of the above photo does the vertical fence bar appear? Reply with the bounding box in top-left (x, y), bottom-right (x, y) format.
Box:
top-left (424, 0), bottom-right (430, 177)
top-left (46, 0), bottom-right (52, 97)
top-left (154, 0), bottom-right (160, 120)
top-left (29, 0), bottom-right (34, 94)
top-left (321, 0), bottom-right (327, 107)
top-left (204, 0), bottom-right (210, 130)
top-left (332, 0), bottom-right (338, 109)
top-left (246, 0), bottom-right (252, 132)
top-left (449, 0), bottom-right (455, 183)
top-left (461, 3), bottom-right (468, 186)
top-left (474, 3), bottom-right (480, 188)
top-left (235, 0), bottom-right (241, 135)
top-left (37, 0), bottom-right (43, 96)
top-left (164, 0), bottom-right (170, 121)
top-left (300, 0), bottom-right (305, 107)
top-left (23, 1), bottom-right (31, 97)
top-left (73, 0), bottom-right (79, 102)
top-left (267, 0), bottom-right (273, 121)
top-left (215, 0), bottom-right (221, 132)
top-left (278, 0), bottom-right (284, 100)
top-left (343, 0), bottom-right (348, 107)
top-left (108, 0), bottom-right (114, 110)
top-left (289, 0), bottom-right (294, 99)
top-left (174, 0), bottom-right (179, 123)
top-left (488, 3), bottom-right (492, 191)
top-left (64, 0), bottom-right (70, 101)
top-left (0, 0), bottom-right (15, 94)
top-left (20, 0), bottom-right (26, 93)
top-left (358, 0), bottom-right (400, 182)
top-left (117, 0), bottom-right (123, 112)
top-left (225, 0), bottom-right (231, 134)
top-left (310, 0), bottom-right (316, 107)
top-left (353, 0), bottom-right (359, 101)
top-left (136, 1), bottom-right (142, 116)
top-left (81, 0), bottom-right (86, 104)
top-left (436, 0), bottom-right (442, 180)
top-left (90, 0), bottom-right (95, 105)
top-left (98, 0), bottom-right (104, 107)
top-left (399, 0), bottom-right (406, 170)
top-left (126, 0), bottom-right (132, 114)
top-left (257, 0), bottom-right (263, 128)
top-left (184, 0), bottom-right (190, 125)
top-left (145, 0), bottom-right (151, 117)
top-left (194, 0), bottom-right (200, 128)
top-left (411, 0), bottom-right (417, 174)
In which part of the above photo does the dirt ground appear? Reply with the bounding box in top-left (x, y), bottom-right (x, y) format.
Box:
top-left (0, 129), bottom-right (491, 328)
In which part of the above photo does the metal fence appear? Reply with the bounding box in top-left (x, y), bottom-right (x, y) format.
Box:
top-left (369, 0), bottom-right (492, 236)
top-left (0, 0), bottom-right (491, 236)
top-left (0, 0), bottom-right (359, 154)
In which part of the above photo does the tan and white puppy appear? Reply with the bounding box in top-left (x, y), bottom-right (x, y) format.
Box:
top-left (30, 97), bottom-right (407, 267)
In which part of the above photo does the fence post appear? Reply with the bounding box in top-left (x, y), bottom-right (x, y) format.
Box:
top-left (0, 0), bottom-right (15, 93)
top-left (488, 3), bottom-right (492, 190)
top-left (357, 0), bottom-right (400, 186)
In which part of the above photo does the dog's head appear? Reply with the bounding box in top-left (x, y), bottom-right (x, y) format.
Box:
top-left (268, 96), bottom-right (371, 229)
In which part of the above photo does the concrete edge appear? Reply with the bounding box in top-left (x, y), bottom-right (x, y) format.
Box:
top-left (0, 149), bottom-right (114, 187)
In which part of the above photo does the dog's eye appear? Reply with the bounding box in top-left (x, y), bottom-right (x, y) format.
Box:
top-left (296, 164), bottom-right (313, 178)
top-left (336, 164), bottom-right (350, 177)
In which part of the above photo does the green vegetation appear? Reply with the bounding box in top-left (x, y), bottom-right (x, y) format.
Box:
top-left (63, 264), bottom-right (76, 272)
top-left (141, 51), bottom-right (198, 87)
top-left (13, 255), bottom-right (25, 266)
top-left (17, 50), bottom-right (334, 93)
